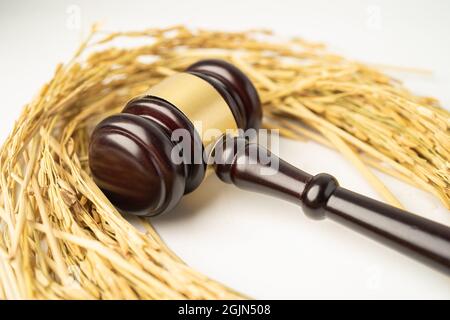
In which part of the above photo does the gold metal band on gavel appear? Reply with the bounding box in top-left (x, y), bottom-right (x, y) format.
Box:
top-left (146, 73), bottom-right (238, 148)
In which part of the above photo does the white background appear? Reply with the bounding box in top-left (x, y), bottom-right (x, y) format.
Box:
top-left (1, 0), bottom-right (449, 299)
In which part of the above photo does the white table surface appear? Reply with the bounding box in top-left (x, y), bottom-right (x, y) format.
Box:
top-left (1, 0), bottom-right (449, 299)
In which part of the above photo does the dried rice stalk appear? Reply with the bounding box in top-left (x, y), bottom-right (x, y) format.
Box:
top-left (0, 25), bottom-right (448, 299)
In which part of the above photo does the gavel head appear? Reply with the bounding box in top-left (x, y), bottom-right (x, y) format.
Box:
top-left (89, 59), bottom-right (261, 216)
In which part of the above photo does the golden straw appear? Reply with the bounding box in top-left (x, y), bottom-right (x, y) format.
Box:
top-left (0, 25), bottom-right (448, 299)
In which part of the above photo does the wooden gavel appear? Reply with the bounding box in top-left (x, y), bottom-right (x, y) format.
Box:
top-left (89, 59), bottom-right (450, 275)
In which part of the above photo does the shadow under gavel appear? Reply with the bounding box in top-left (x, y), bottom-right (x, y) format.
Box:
top-left (89, 59), bottom-right (450, 276)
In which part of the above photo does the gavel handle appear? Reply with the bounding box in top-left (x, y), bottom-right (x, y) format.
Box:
top-left (213, 137), bottom-right (450, 275)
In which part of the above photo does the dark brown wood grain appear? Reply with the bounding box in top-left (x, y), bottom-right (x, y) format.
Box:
top-left (89, 59), bottom-right (261, 216)
top-left (187, 59), bottom-right (262, 130)
top-left (213, 136), bottom-right (450, 275)
top-left (89, 59), bottom-right (450, 275)
top-left (89, 113), bottom-right (186, 216)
